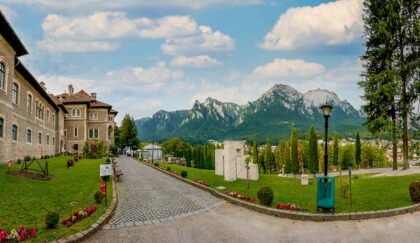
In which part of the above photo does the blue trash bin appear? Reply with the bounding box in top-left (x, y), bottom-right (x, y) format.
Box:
top-left (317, 176), bottom-right (335, 211)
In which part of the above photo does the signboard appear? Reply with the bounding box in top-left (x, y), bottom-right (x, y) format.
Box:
top-left (100, 164), bottom-right (112, 177)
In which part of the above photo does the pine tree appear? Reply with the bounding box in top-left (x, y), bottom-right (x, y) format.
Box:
top-left (290, 128), bottom-right (299, 174)
top-left (360, 0), bottom-right (399, 170)
top-left (333, 132), bottom-right (339, 166)
top-left (283, 142), bottom-right (291, 174)
top-left (308, 127), bottom-right (319, 175)
top-left (265, 140), bottom-right (273, 174)
top-left (120, 114), bottom-right (139, 150)
top-left (355, 132), bottom-right (362, 168)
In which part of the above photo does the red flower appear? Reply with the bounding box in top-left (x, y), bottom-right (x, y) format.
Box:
top-left (29, 228), bottom-right (37, 238)
top-left (18, 224), bottom-right (27, 241)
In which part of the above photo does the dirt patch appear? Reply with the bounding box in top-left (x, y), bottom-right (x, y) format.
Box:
top-left (6, 170), bottom-right (52, 180)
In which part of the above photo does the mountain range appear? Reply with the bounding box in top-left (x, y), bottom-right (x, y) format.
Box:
top-left (135, 84), bottom-right (364, 142)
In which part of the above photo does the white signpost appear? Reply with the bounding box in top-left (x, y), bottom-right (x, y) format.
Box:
top-left (100, 164), bottom-right (112, 177)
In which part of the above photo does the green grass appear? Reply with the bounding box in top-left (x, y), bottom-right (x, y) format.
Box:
top-left (159, 162), bottom-right (420, 213)
top-left (0, 156), bottom-right (112, 242)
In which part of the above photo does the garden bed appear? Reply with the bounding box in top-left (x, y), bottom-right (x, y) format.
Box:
top-left (0, 156), bottom-right (112, 242)
top-left (147, 161), bottom-right (420, 215)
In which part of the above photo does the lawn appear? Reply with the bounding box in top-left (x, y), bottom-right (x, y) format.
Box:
top-left (0, 156), bottom-right (112, 242)
top-left (159, 162), bottom-right (420, 213)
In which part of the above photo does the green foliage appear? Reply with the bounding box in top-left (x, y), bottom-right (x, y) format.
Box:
top-left (94, 191), bottom-right (104, 203)
top-left (264, 139), bottom-right (273, 174)
top-left (83, 143), bottom-right (90, 156)
top-left (340, 145), bottom-right (354, 170)
top-left (355, 132), bottom-right (361, 167)
top-left (109, 145), bottom-right (118, 156)
top-left (181, 170), bottom-right (188, 178)
top-left (257, 186), bottom-right (274, 206)
top-left (120, 114), bottom-right (140, 150)
top-left (252, 139), bottom-right (258, 164)
top-left (409, 182), bottom-right (420, 203)
top-left (154, 162), bottom-right (159, 167)
top-left (290, 128), bottom-right (299, 174)
top-left (114, 125), bottom-right (122, 148)
top-left (282, 142), bottom-right (291, 174)
top-left (308, 127), bottom-right (319, 174)
top-left (360, 144), bottom-right (390, 168)
top-left (162, 137), bottom-right (190, 157)
top-left (45, 212), bottom-right (59, 229)
top-left (333, 133), bottom-right (339, 166)
top-left (105, 158), bottom-right (111, 164)
top-left (166, 166), bottom-right (171, 171)
top-left (340, 181), bottom-right (350, 199)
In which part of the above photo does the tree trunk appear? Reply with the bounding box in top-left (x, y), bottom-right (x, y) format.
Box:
top-left (391, 104), bottom-right (398, 170)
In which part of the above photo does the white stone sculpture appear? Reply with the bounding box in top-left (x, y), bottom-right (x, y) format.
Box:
top-left (215, 141), bottom-right (259, 181)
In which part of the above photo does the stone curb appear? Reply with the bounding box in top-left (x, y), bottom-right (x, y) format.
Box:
top-left (141, 160), bottom-right (420, 222)
top-left (52, 177), bottom-right (118, 243)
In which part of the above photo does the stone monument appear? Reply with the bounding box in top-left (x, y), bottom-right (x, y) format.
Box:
top-left (215, 141), bottom-right (259, 181)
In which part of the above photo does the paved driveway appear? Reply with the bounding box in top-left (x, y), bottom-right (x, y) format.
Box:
top-left (86, 156), bottom-right (420, 243)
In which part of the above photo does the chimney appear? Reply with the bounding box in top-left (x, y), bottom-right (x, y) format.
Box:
top-left (40, 81), bottom-right (47, 91)
top-left (91, 92), bottom-right (97, 100)
top-left (68, 84), bottom-right (74, 95)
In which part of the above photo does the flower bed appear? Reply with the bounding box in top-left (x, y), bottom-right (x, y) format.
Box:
top-left (191, 178), bottom-right (209, 187)
top-left (0, 225), bottom-right (37, 242)
top-left (276, 203), bottom-right (308, 212)
top-left (224, 191), bottom-right (256, 203)
top-left (62, 205), bottom-right (97, 227)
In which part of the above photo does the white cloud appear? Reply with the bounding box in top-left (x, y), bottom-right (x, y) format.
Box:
top-left (105, 61), bottom-right (184, 91)
top-left (0, 4), bottom-right (18, 20)
top-left (36, 12), bottom-right (233, 54)
top-left (161, 26), bottom-right (235, 55)
top-left (2, 0), bottom-right (262, 11)
top-left (252, 58), bottom-right (325, 77)
top-left (37, 40), bottom-right (119, 53)
top-left (171, 55), bottom-right (221, 68)
top-left (260, 0), bottom-right (363, 50)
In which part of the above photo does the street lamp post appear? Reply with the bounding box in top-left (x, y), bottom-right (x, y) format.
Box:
top-left (320, 104), bottom-right (333, 176)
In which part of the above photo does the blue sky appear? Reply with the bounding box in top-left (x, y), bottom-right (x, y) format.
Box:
top-left (0, 0), bottom-right (364, 123)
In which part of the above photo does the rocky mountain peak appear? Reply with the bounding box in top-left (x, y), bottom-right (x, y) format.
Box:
top-left (303, 89), bottom-right (341, 106)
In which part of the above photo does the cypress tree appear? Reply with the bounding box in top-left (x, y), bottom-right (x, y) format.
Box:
top-left (265, 140), bottom-right (273, 174)
top-left (355, 132), bottom-right (362, 168)
top-left (333, 132), bottom-right (339, 166)
top-left (308, 127), bottom-right (319, 175)
top-left (283, 142), bottom-right (291, 174)
top-left (258, 149), bottom-right (265, 173)
top-left (290, 128), bottom-right (299, 174)
top-left (252, 140), bottom-right (258, 164)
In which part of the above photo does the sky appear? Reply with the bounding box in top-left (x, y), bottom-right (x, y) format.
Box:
top-left (0, 0), bottom-right (366, 124)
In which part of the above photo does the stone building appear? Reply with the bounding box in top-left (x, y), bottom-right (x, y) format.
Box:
top-left (215, 141), bottom-right (259, 181)
top-left (0, 11), bottom-right (117, 164)
top-left (56, 86), bottom-right (118, 153)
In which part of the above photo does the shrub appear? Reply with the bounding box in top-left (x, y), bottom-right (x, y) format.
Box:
top-left (257, 186), bottom-right (274, 206)
top-left (409, 182), bottom-right (420, 203)
top-left (45, 212), bottom-right (59, 229)
top-left (24, 156), bottom-right (31, 162)
top-left (181, 171), bottom-right (188, 178)
top-left (17, 159), bottom-right (22, 164)
top-left (101, 176), bottom-right (110, 181)
top-left (67, 159), bottom-right (74, 168)
top-left (94, 191), bottom-right (105, 203)
top-left (74, 157), bottom-right (79, 162)
top-left (352, 175), bottom-right (360, 180)
top-left (166, 166), bottom-right (171, 171)
top-left (154, 162), bottom-right (159, 167)
top-left (106, 158), bottom-right (111, 164)
top-left (341, 181), bottom-right (350, 199)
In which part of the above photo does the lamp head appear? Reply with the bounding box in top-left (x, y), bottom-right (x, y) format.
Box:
top-left (320, 103), bottom-right (333, 117)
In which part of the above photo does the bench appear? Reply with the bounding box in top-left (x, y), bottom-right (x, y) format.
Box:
top-left (113, 166), bottom-right (124, 182)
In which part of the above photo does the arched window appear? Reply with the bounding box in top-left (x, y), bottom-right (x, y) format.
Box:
top-left (108, 125), bottom-right (113, 139)
top-left (11, 125), bottom-right (17, 141)
top-left (27, 129), bottom-right (32, 143)
top-left (47, 135), bottom-right (50, 145)
top-left (12, 83), bottom-right (18, 104)
top-left (0, 62), bottom-right (5, 90)
top-left (0, 118), bottom-right (4, 138)
top-left (27, 94), bottom-right (32, 112)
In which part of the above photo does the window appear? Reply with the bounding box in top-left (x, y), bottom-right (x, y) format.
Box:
top-left (52, 136), bottom-right (55, 145)
top-left (27, 129), bottom-right (32, 143)
top-left (0, 118), bottom-right (4, 138)
top-left (41, 106), bottom-right (44, 120)
top-left (38, 132), bottom-right (42, 144)
top-left (12, 83), bottom-right (18, 104)
top-left (72, 109), bottom-right (81, 117)
top-left (89, 129), bottom-right (93, 139)
top-left (27, 94), bottom-right (32, 112)
top-left (11, 125), bottom-right (17, 141)
top-left (108, 126), bottom-right (113, 139)
top-left (47, 135), bottom-right (50, 145)
top-left (46, 109), bottom-right (50, 123)
top-left (64, 130), bottom-right (67, 138)
top-left (108, 116), bottom-right (113, 122)
top-left (94, 129), bottom-right (99, 138)
top-left (52, 114), bottom-right (56, 128)
top-left (0, 62), bottom-right (5, 90)
top-left (89, 112), bottom-right (98, 120)
top-left (74, 127), bottom-right (78, 137)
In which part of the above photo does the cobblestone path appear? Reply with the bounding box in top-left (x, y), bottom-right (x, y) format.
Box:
top-left (103, 156), bottom-right (223, 229)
